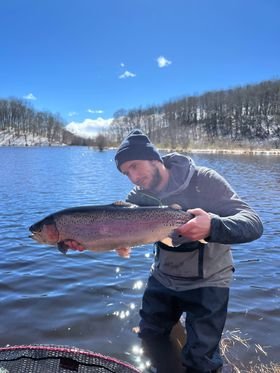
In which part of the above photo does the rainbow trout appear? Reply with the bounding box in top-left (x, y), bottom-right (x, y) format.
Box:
top-left (29, 202), bottom-right (193, 254)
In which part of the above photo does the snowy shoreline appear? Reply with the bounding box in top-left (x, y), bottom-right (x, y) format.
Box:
top-left (177, 147), bottom-right (280, 155)
top-left (1, 129), bottom-right (280, 155)
top-left (0, 130), bottom-right (65, 147)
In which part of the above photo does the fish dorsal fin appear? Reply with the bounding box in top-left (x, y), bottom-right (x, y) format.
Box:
top-left (112, 201), bottom-right (138, 208)
top-left (169, 203), bottom-right (182, 210)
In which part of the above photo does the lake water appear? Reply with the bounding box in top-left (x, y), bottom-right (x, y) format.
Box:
top-left (0, 146), bottom-right (279, 371)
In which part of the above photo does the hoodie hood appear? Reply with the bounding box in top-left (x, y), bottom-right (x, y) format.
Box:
top-left (157, 152), bottom-right (196, 199)
top-left (126, 152), bottom-right (196, 207)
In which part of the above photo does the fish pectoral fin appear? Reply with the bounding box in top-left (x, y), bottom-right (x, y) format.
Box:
top-left (59, 239), bottom-right (87, 253)
top-left (160, 237), bottom-right (175, 247)
top-left (160, 237), bottom-right (208, 247)
top-left (112, 201), bottom-right (138, 208)
top-left (57, 241), bottom-right (69, 254)
top-left (199, 239), bottom-right (208, 244)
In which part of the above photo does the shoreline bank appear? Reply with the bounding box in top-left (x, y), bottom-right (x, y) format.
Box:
top-left (1, 142), bottom-right (280, 155)
top-left (163, 147), bottom-right (280, 155)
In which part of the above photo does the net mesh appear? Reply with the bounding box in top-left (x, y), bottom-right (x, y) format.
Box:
top-left (0, 345), bottom-right (141, 373)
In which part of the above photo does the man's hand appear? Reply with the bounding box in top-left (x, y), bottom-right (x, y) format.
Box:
top-left (115, 247), bottom-right (131, 258)
top-left (175, 208), bottom-right (211, 242)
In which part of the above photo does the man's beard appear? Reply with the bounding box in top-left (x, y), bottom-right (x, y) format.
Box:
top-left (144, 164), bottom-right (162, 191)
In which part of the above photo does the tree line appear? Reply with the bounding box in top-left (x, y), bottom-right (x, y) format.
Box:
top-left (1, 79), bottom-right (280, 149)
top-left (0, 98), bottom-right (89, 146)
top-left (109, 79), bottom-right (280, 149)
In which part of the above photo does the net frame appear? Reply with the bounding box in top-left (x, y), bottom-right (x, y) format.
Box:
top-left (0, 344), bottom-right (141, 373)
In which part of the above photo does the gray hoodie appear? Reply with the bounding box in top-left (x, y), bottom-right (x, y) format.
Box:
top-left (126, 153), bottom-right (263, 291)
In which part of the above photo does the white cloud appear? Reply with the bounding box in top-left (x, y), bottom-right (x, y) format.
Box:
top-left (87, 109), bottom-right (104, 114)
top-left (68, 111), bottom-right (78, 117)
top-left (119, 70), bottom-right (136, 79)
top-left (65, 117), bottom-right (113, 138)
top-left (157, 56), bottom-right (172, 68)
top-left (120, 62), bottom-right (125, 67)
top-left (23, 93), bottom-right (37, 100)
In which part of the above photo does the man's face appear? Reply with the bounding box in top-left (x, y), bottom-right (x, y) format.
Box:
top-left (120, 160), bottom-right (162, 191)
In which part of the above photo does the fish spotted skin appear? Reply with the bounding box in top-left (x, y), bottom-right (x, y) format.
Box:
top-left (29, 202), bottom-right (193, 253)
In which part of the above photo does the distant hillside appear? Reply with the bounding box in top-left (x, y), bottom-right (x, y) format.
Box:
top-left (0, 98), bottom-right (91, 146)
top-left (109, 79), bottom-right (280, 150)
top-left (2, 79), bottom-right (280, 150)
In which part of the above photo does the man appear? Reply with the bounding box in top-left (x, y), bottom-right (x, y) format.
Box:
top-left (114, 129), bottom-right (263, 373)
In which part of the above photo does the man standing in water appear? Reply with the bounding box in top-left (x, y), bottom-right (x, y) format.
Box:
top-left (114, 129), bottom-right (263, 373)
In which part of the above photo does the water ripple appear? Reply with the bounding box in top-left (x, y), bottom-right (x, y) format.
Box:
top-left (0, 147), bottom-right (279, 366)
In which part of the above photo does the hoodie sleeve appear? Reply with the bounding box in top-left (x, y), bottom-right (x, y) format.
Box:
top-left (197, 168), bottom-right (264, 244)
top-left (209, 204), bottom-right (263, 244)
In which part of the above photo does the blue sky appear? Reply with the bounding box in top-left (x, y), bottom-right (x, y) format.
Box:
top-left (1, 0), bottom-right (279, 136)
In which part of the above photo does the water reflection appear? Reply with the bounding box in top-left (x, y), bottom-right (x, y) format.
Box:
top-left (131, 344), bottom-right (152, 372)
top-left (130, 323), bottom-right (187, 373)
top-left (133, 281), bottom-right (144, 290)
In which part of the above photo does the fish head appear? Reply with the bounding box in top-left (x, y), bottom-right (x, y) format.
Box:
top-left (29, 216), bottom-right (59, 245)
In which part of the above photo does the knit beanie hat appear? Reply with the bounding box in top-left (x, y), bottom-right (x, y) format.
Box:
top-left (115, 129), bottom-right (163, 171)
